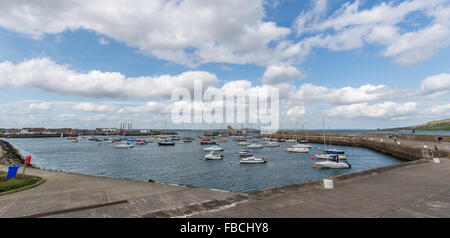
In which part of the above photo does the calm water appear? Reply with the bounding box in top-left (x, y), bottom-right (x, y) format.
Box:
top-left (7, 132), bottom-right (403, 193)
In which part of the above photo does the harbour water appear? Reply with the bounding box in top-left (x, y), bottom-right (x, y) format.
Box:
top-left (7, 131), bottom-right (403, 193)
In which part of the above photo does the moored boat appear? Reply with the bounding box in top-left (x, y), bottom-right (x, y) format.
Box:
top-left (240, 156), bottom-right (267, 164)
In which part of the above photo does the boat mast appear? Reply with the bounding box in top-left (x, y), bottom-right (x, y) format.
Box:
top-left (323, 117), bottom-right (326, 149)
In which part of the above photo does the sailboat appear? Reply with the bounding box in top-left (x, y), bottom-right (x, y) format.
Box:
top-left (158, 122), bottom-right (175, 146)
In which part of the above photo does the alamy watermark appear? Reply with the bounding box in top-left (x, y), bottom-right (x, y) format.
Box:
top-left (171, 80), bottom-right (279, 133)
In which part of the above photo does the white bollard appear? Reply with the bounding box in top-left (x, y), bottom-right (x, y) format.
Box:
top-left (323, 179), bottom-right (334, 189)
top-left (433, 158), bottom-right (440, 164)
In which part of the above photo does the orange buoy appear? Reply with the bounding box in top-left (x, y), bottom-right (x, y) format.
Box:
top-left (312, 165), bottom-right (316, 168)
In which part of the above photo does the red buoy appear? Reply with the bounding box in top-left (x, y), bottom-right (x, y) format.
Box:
top-left (311, 156), bottom-right (314, 160)
top-left (229, 161), bottom-right (233, 165)
top-left (312, 165), bottom-right (316, 168)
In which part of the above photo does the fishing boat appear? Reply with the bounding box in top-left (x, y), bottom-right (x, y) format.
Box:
top-left (264, 141), bottom-right (280, 147)
top-left (200, 139), bottom-right (216, 145)
top-left (247, 143), bottom-right (263, 149)
top-left (315, 155), bottom-right (351, 169)
top-left (204, 152), bottom-right (224, 160)
top-left (116, 142), bottom-right (134, 149)
top-left (203, 145), bottom-right (224, 151)
top-left (240, 156), bottom-right (267, 164)
top-left (286, 146), bottom-right (310, 153)
top-left (239, 150), bottom-right (253, 157)
top-left (157, 139), bottom-right (175, 146)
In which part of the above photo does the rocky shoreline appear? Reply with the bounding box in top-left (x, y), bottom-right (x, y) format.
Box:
top-left (0, 139), bottom-right (25, 165)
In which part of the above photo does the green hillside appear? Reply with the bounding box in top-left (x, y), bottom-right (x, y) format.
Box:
top-left (381, 118), bottom-right (450, 131)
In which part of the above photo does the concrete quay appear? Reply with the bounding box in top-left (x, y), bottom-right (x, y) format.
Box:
top-left (0, 165), bottom-right (246, 218)
top-left (190, 158), bottom-right (450, 218)
top-left (1, 157), bottom-right (449, 218)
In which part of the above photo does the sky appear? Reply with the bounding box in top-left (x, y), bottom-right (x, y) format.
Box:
top-left (0, 0), bottom-right (449, 130)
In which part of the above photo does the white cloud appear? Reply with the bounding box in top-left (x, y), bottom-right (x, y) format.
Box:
top-left (72, 102), bottom-right (118, 113)
top-left (286, 106), bottom-right (307, 119)
top-left (0, 58), bottom-right (219, 99)
top-left (262, 64), bottom-right (304, 85)
top-left (430, 104), bottom-right (450, 114)
top-left (290, 83), bottom-right (397, 105)
top-left (326, 101), bottom-right (418, 118)
top-left (294, 0), bottom-right (450, 65)
top-left (420, 73), bottom-right (450, 94)
top-left (29, 102), bottom-right (52, 110)
top-left (0, 0), bottom-right (291, 67)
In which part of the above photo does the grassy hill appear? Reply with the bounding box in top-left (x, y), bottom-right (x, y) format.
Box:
top-left (382, 119), bottom-right (450, 131)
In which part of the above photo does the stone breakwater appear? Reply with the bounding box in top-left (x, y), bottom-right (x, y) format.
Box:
top-left (0, 139), bottom-right (25, 165)
top-left (268, 132), bottom-right (450, 161)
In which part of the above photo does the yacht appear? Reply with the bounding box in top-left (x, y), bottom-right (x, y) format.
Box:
top-left (240, 156), bottom-right (267, 164)
top-left (203, 145), bottom-right (224, 151)
top-left (116, 142), bottom-right (134, 149)
top-left (315, 149), bottom-right (347, 160)
top-left (286, 147), bottom-right (310, 153)
top-left (264, 141), bottom-right (280, 147)
top-left (315, 155), bottom-right (351, 169)
top-left (239, 150), bottom-right (253, 157)
top-left (247, 143), bottom-right (263, 149)
top-left (286, 138), bottom-right (297, 143)
top-left (204, 152), bottom-right (224, 160)
top-left (237, 141), bottom-right (250, 146)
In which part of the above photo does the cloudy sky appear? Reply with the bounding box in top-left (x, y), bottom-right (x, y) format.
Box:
top-left (0, 0), bottom-right (449, 130)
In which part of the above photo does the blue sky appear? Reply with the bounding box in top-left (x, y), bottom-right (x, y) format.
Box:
top-left (0, 0), bottom-right (449, 130)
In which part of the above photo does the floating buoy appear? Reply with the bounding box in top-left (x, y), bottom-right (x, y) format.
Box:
top-left (311, 156), bottom-right (314, 160)
top-left (200, 157), bottom-right (202, 160)
top-left (284, 150), bottom-right (287, 152)
top-left (229, 161), bottom-right (233, 165)
top-left (144, 149), bottom-right (148, 152)
top-left (312, 165), bottom-right (316, 168)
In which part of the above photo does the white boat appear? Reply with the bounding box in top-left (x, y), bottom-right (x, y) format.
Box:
top-left (237, 141), bottom-right (250, 146)
top-left (315, 149), bottom-right (347, 160)
top-left (286, 147), bottom-right (310, 153)
top-left (315, 155), bottom-right (351, 169)
top-left (292, 143), bottom-right (312, 148)
top-left (203, 145), bottom-right (224, 151)
top-left (240, 156), bottom-right (267, 164)
top-left (116, 143), bottom-right (134, 149)
top-left (286, 139), bottom-right (297, 143)
top-left (204, 152), bottom-right (224, 160)
top-left (264, 141), bottom-right (280, 147)
top-left (239, 150), bottom-right (253, 157)
top-left (247, 143), bottom-right (263, 149)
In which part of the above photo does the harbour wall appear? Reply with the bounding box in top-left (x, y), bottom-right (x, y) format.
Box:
top-left (0, 139), bottom-right (25, 165)
top-left (269, 132), bottom-right (450, 161)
